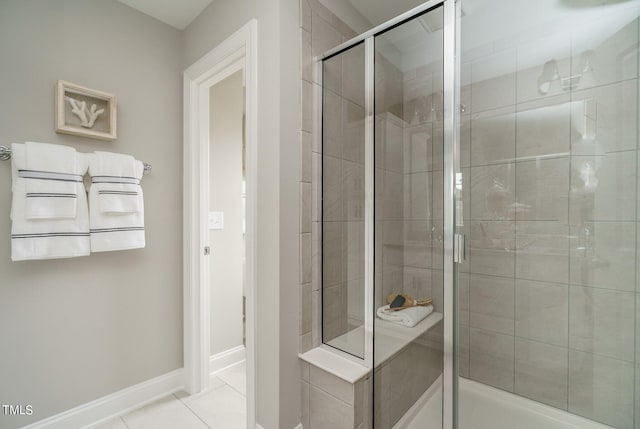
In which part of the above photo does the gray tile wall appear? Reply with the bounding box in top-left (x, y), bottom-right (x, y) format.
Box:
top-left (299, 3), bottom-right (443, 429)
top-left (299, 2), bottom-right (367, 425)
top-left (373, 322), bottom-right (443, 429)
top-left (300, 0), bottom-right (358, 355)
top-left (300, 360), bottom-right (367, 429)
top-left (300, 4), bottom-right (640, 429)
top-left (459, 16), bottom-right (640, 429)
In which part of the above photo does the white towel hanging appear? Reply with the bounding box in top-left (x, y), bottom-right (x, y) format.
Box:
top-left (10, 143), bottom-right (90, 261)
top-left (88, 151), bottom-right (145, 252)
top-left (23, 142), bottom-right (80, 219)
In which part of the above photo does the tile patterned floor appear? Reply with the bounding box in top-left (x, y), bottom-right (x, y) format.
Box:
top-left (89, 362), bottom-right (246, 429)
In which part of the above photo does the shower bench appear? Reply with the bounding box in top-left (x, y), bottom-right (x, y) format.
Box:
top-left (299, 311), bottom-right (444, 428)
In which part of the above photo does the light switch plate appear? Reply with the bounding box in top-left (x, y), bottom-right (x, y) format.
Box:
top-left (209, 211), bottom-right (224, 230)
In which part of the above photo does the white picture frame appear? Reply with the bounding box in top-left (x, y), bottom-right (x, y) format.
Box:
top-left (55, 80), bottom-right (117, 141)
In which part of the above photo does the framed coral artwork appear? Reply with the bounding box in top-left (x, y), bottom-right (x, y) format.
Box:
top-left (55, 80), bottom-right (117, 141)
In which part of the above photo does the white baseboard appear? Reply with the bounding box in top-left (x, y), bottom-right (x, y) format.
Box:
top-left (22, 369), bottom-right (184, 429)
top-left (256, 422), bottom-right (301, 429)
top-left (209, 345), bottom-right (246, 374)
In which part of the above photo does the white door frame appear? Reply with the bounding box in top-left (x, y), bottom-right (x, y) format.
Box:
top-left (183, 19), bottom-right (258, 429)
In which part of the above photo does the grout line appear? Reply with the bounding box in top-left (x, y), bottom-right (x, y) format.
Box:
top-left (513, 58), bottom-right (518, 394)
top-left (468, 323), bottom-right (635, 365)
top-left (179, 399), bottom-right (214, 429)
top-left (222, 381), bottom-right (247, 399)
top-left (468, 76), bottom-right (638, 117)
top-left (567, 30), bottom-right (575, 411)
top-left (119, 416), bottom-right (131, 429)
top-left (633, 17), bottom-right (639, 429)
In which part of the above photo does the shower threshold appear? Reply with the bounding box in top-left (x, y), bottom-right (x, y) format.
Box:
top-left (395, 376), bottom-right (616, 429)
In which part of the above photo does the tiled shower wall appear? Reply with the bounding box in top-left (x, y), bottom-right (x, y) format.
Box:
top-left (301, 2), bottom-right (640, 429)
top-left (458, 16), bottom-right (640, 429)
top-left (298, 0), bottom-right (358, 354)
top-left (299, 2), bottom-right (366, 428)
top-left (321, 42), bottom-right (366, 344)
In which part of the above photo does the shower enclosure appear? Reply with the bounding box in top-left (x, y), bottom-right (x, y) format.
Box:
top-left (317, 0), bottom-right (640, 428)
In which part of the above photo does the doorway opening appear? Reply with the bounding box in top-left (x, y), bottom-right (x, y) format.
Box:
top-left (183, 20), bottom-right (257, 429)
top-left (208, 66), bottom-right (246, 380)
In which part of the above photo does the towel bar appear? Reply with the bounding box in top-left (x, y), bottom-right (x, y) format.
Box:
top-left (0, 145), bottom-right (152, 174)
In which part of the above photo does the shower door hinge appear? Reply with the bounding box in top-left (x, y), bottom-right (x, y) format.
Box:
top-left (454, 233), bottom-right (465, 263)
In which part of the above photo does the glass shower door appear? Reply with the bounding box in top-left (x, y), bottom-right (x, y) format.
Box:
top-left (372, 5), bottom-right (447, 428)
top-left (322, 42), bottom-right (367, 360)
top-left (457, 1), bottom-right (640, 428)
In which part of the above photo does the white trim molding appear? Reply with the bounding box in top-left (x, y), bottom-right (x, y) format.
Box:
top-left (21, 369), bottom-right (184, 429)
top-left (209, 345), bottom-right (246, 374)
top-left (256, 425), bottom-right (301, 429)
top-left (183, 19), bottom-right (258, 429)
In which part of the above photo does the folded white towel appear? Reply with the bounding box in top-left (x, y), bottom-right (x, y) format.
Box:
top-left (88, 151), bottom-right (145, 252)
top-left (90, 151), bottom-right (143, 214)
top-left (376, 304), bottom-right (433, 328)
top-left (11, 143), bottom-right (90, 261)
top-left (23, 142), bottom-right (80, 219)
top-left (97, 183), bottom-right (142, 214)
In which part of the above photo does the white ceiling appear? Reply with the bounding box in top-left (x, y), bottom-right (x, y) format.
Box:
top-left (347, 0), bottom-right (427, 28)
top-left (117, 0), bottom-right (213, 30)
top-left (320, 0), bottom-right (638, 78)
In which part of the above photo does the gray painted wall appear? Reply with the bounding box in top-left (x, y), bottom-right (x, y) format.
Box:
top-left (0, 1), bottom-right (183, 428)
top-left (0, 0), bottom-right (302, 428)
top-left (184, 0), bottom-right (300, 427)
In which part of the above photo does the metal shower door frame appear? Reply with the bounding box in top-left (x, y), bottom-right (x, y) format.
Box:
top-left (318, 1), bottom-right (460, 427)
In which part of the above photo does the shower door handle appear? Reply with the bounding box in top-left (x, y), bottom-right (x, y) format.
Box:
top-left (454, 233), bottom-right (465, 263)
